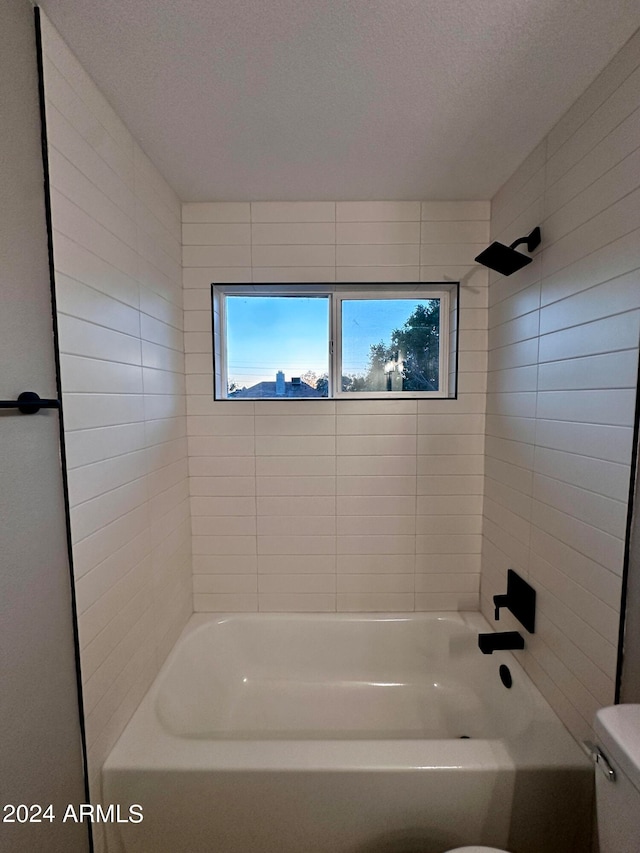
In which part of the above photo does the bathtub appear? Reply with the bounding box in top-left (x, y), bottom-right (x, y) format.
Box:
top-left (103, 612), bottom-right (592, 853)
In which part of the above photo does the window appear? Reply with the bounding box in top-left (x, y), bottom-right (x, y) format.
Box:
top-left (212, 283), bottom-right (458, 400)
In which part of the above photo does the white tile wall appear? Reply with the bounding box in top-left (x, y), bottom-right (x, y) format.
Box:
top-left (40, 14), bottom-right (192, 810)
top-left (482, 27), bottom-right (640, 742)
top-left (183, 200), bottom-right (489, 613)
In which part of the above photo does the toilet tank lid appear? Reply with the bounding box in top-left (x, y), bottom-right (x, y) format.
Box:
top-left (595, 705), bottom-right (640, 789)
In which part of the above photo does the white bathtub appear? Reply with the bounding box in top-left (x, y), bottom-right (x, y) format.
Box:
top-left (103, 612), bottom-right (592, 853)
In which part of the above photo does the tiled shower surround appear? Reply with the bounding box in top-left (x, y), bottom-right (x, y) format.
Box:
top-left (40, 15), bottom-right (192, 801)
top-left (481, 25), bottom-right (640, 742)
top-left (39, 8), bottom-right (640, 809)
top-left (183, 200), bottom-right (489, 613)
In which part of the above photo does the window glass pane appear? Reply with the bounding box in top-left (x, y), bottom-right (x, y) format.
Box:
top-left (341, 299), bottom-right (440, 393)
top-left (226, 296), bottom-right (329, 397)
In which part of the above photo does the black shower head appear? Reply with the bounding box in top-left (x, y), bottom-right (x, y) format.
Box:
top-left (474, 226), bottom-right (541, 276)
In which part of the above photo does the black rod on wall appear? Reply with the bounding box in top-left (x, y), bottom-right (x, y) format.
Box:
top-left (0, 391), bottom-right (60, 413)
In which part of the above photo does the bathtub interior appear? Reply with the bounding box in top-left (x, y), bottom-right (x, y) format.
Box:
top-left (155, 613), bottom-right (535, 740)
top-left (102, 612), bottom-right (594, 853)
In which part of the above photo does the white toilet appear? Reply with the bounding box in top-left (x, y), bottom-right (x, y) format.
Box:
top-left (444, 704), bottom-right (640, 853)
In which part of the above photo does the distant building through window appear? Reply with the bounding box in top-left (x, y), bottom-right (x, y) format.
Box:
top-left (230, 370), bottom-right (323, 398)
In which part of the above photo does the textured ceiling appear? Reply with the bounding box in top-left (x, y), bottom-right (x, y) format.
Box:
top-left (39, 0), bottom-right (640, 202)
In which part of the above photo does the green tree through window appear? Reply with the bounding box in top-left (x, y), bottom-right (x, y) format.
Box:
top-left (335, 300), bottom-right (440, 393)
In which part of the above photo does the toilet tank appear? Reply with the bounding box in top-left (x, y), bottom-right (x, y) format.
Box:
top-left (594, 705), bottom-right (640, 853)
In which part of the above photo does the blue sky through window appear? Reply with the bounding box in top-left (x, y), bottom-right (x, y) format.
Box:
top-left (226, 296), bottom-right (329, 388)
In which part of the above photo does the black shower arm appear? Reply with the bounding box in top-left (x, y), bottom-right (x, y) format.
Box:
top-left (509, 226), bottom-right (541, 253)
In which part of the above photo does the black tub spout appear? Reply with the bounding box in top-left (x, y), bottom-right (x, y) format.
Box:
top-left (478, 631), bottom-right (525, 654)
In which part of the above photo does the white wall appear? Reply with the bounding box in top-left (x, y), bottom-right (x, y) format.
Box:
top-left (0, 3), bottom-right (88, 850)
top-left (481, 26), bottom-right (640, 742)
top-left (183, 200), bottom-right (489, 612)
top-left (39, 14), bottom-right (192, 805)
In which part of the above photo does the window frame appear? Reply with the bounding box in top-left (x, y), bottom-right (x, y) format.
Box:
top-left (211, 282), bottom-right (458, 401)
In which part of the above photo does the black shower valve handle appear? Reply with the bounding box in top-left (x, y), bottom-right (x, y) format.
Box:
top-left (492, 569), bottom-right (536, 634)
top-left (493, 593), bottom-right (509, 621)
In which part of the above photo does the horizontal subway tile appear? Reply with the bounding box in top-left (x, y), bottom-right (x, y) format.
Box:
top-left (191, 516), bottom-right (256, 536)
top-left (534, 419), bottom-right (633, 464)
top-left (252, 266), bottom-right (337, 283)
top-left (252, 222), bottom-right (335, 244)
top-left (421, 201), bottom-right (490, 221)
top-left (337, 434), bottom-right (416, 456)
top-left (259, 593), bottom-right (336, 612)
top-left (421, 220), bottom-right (489, 244)
top-left (57, 314), bottom-right (141, 365)
top-left (189, 476), bottom-right (256, 497)
top-left (337, 554), bottom-right (415, 573)
top-left (187, 415), bottom-right (254, 436)
top-left (192, 555), bottom-right (257, 574)
top-left (256, 455), bottom-right (336, 476)
top-left (255, 415), bottom-right (335, 435)
top-left (336, 475), bottom-right (416, 496)
top-left (416, 495), bottom-right (483, 515)
top-left (257, 496), bottom-right (335, 516)
top-left (417, 475), bottom-right (484, 495)
top-left (337, 265), bottom-right (420, 282)
top-left (182, 202), bottom-right (250, 223)
top-left (416, 535), bottom-right (482, 554)
top-left (417, 455), bottom-right (484, 476)
top-left (192, 535), bottom-right (257, 555)
top-left (415, 592), bottom-right (478, 611)
top-left (417, 434), bottom-right (485, 455)
top-left (337, 516), bottom-right (415, 536)
top-left (257, 535), bottom-right (336, 555)
top-left (182, 245), bottom-right (252, 267)
top-left (194, 593), bottom-right (257, 611)
top-left (255, 435), bottom-right (336, 456)
top-left (336, 399), bottom-right (417, 416)
top-left (337, 535), bottom-right (414, 555)
top-left (188, 435), bottom-right (255, 456)
top-left (193, 575), bottom-right (257, 594)
top-left (337, 414), bottom-right (416, 435)
top-left (417, 515), bottom-right (482, 534)
top-left (182, 223), bottom-right (250, 245)
top-left (256, 476), bottom-right (335, 496)
top-left (337, 495), bottom-right (415, 516)
top-left (417, 414), bottom-right (485, 435)
top-left (258, 555), bottom-right (336, 574)
top-left (415, 573), bottom-right (479, 593)
top-left (533, 447), bottom-right (629, 501)
top-left (537, 350), bottom-right (638, 392)
top-left (337, 201), bottom-right (420, 222)
top-left (415, 553), bottom-right (481, 573)
top-left (251, 201), bottom-right (335, 222)
top-left (191, 496), bottom-right (255, 516)
top-left (183, 268), bottom-right (250, 289)
top-left (258, 574), bottom-right (336, 594)
top-left (337, 574), bottom-right (414, 593)
top-left (337, 455), bottom-right (417, 476)
top-left (337, 244), bottom-right (419, 266)
top-left (337, 592), bottom-right (414, 611)
top-left (189, 456), bottom-right (255, 477)
top-left (251, 244), bottom-right (335, 267)
top-left (337, 221), bottom-right (420, 244)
